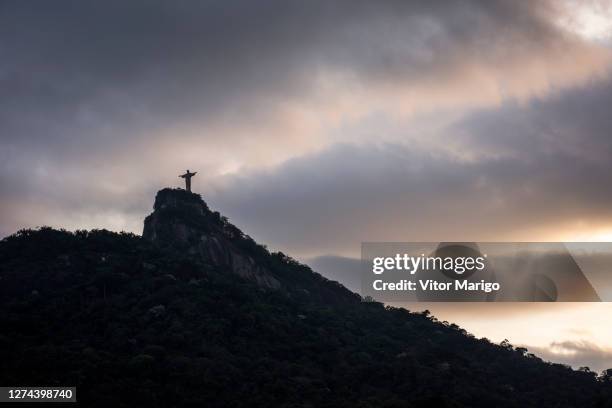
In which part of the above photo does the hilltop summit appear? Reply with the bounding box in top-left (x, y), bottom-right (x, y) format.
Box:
top-left (143, 188), bottom-right (281, 290)
top-left (141, 188), bottom-right (357, 303)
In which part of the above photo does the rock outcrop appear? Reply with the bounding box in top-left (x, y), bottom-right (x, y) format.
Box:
top-left (143, 188), bottom-right (280, 289)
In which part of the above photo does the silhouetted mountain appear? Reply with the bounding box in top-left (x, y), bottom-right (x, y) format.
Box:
top-left (1, 188), bottom-right (611, 407)
top-left (142, 188), bottom-right (358, 303)
top-left (308, 255), bottom-right (362, 293)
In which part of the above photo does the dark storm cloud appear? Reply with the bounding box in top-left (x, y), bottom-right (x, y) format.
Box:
top-left (0, 0), bottom-right (599, 154)
top-left (208, 78), bottom-right (612, 256)
top-left (457, 78), bottom-right (612, 165)
top-left (0, 0), bottom-right (609, 238)
top-left (0, 1), bottom-right (317, 151)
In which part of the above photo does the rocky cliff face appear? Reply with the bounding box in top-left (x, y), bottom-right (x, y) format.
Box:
top-left (143, 188), bottom-right (280, 289)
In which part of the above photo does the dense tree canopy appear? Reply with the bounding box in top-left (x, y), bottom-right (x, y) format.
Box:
top-left (1, 224), bottom-right (611, 407)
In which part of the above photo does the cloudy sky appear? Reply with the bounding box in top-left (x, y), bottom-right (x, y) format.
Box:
top-left (3, 0), bottom-right (612, 371)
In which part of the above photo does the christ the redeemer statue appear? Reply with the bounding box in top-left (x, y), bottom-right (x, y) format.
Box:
top-left (179, 170), bottom-right (197, 192)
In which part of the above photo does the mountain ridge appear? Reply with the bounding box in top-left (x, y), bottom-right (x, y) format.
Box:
top-left (0, 188), bottom-right (611, 407)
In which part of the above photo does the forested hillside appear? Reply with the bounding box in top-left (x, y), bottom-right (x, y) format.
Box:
top-left (0, 190), bottom-right (611, 407)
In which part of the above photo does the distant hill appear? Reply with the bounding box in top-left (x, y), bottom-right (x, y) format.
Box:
top-left (308, 255), bottom-right (362, 293)
top-left (1, 188), bottom-right (611, 407)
